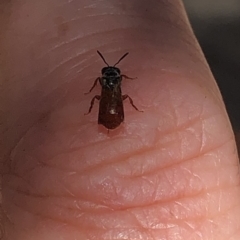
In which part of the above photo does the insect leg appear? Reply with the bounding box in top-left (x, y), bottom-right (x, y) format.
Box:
top-left (85, 95), bottom-right (101, 115)
top-left (121, 75), bottom-right (137, 80)
top-left (84, 77), bottom-right (101, 94)
top-left (122, 95), bottom-right (143, 112)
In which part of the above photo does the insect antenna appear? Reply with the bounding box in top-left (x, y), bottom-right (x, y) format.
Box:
top-left (97, 51), bottom-right (109, 66)
top-left (114, 52), bottom-right (129, 66)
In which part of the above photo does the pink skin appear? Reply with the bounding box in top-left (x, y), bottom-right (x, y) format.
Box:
top-left (1, 0), bottom-right (240, 239)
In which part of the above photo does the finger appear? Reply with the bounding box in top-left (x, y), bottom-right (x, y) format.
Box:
top-left (1, 0), bottom-right (240, 240)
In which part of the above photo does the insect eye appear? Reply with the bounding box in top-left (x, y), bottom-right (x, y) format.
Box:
top-left (101, 67), bottom-right (108, 74)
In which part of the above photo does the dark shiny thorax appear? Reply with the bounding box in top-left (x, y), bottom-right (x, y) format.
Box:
top-left (100, 66), bottom-right (122, 91)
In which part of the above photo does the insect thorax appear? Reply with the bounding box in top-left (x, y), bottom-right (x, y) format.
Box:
top-left (101, 67), bottom-right (122, 89)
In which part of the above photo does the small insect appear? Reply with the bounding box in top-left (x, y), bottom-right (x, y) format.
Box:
top-left (85, 51), bottom-right (142, 130)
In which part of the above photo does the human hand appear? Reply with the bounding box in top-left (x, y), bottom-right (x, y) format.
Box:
top-left (1, 0), bottom-right (240, 239)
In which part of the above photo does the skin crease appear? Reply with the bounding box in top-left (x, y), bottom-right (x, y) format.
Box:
top-left (0, 0), bottom-right (240, 239)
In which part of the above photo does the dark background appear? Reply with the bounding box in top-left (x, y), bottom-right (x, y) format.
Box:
top-left (183, 0), bottom-right (240, 151)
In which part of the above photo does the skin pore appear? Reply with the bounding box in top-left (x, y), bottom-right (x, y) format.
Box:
top-left (1, 0), bottom-right (240, 239)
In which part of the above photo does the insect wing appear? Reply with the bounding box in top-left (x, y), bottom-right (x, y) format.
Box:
top-left (98, 88), bottom-right (124, 129)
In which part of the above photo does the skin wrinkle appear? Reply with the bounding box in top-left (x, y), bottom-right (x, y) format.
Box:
top-left (8, 116), bottom-right (57, 173)
top-left (112, 167), bottom-right (238, 209)
top-left (33, 3), bottom-right (202, 79)
top-left (2, 86), bottom-right (71, 172)
top-left (39, 135), bottom-right (147, 166)
top-left (3, 165), bottom-right (234, 210)
top-left (7, 196), bottom-right (186, 233)
top-left (38, 27), bottom-right (200, 84)
top-left (162, 72), bottom-right (223, 111)
top-left (10, 201), bottom-right (79, 231)
top-left (79, 0), bottom-right (183, 25)
top-left (128, 187), bottom-right (237, 224)
top-left (24, 66), bottom-right (72, 98)
top-left (153, 137), bottom-right (234, 176)
top-left (14, 131), bottom-right (233, 184)
top-left (166, 85), bottom-right (202, 128)
top-left (64, 59), bottom-right (93, 78)
top-left (42, 27), bottom-right (199, 65)
top-left (51, 113), bottom-right (149, 143)
top-left (5, 174), bottom-right (47, 198)
top-left (185, 221), bottom-right (203, 239)
top-left (41, 145), bottom-right (145, 175)
top-left (4, 182), bottom-right (239, 234)
top-left (7, 181), bottom-right (100, 208)
top-left (117, 170), bottom-right (228, 207)
top-left (7, 111), bottom-right (236, 210)
top-left (45, 11), bottom-right (194, 45)
top-left (40, 52), bottom-right (92, 79)
top-left (10, 198), bottom-right (138, 231)
top-left (11, 138), bottom-right (136, 174)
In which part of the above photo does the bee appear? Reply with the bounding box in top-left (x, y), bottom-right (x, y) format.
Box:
top-left (85, 51), bottom-right (141, 130)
